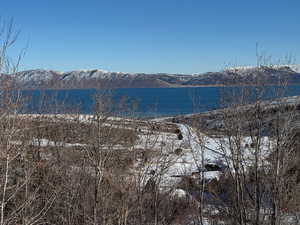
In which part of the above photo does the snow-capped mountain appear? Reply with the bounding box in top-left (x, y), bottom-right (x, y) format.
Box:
top-left (290, 64), bottom-right (300, 73)
top-left (5, 65), bottom-right (300, 89)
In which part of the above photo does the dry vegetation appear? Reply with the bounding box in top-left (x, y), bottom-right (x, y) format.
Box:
top-left (0, 100), bottom-right (196, 225)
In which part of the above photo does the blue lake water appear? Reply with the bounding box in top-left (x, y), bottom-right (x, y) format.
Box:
top-left (22, 86), bottom-right (300, 117)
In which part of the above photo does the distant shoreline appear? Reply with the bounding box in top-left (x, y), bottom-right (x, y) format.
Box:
top-left (17, 83), bottom-right (300, 91)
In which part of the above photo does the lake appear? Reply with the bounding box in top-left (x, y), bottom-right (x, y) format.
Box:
top-left (22, 86), bottom-right (300, 117)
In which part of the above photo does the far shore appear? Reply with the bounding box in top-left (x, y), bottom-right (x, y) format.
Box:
top-left (17, 83), bottom-right (300, 91)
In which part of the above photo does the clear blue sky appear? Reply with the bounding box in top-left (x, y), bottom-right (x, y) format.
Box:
top-left (1, 0), bottom-right (300, 74)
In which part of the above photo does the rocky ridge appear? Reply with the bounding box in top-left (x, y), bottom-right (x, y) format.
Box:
top-left (5, 65), bottom-right (300, 89)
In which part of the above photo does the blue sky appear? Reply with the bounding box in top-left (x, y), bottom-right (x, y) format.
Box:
top-left (1, 0), bottom-right (300, 74)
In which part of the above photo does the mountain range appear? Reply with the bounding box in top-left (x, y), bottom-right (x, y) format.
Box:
top-left (4, 65), bottom-right (300, 89)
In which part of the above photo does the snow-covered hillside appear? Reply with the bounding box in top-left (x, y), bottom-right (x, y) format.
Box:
top-left (5, 65), bottom-right (300, 88)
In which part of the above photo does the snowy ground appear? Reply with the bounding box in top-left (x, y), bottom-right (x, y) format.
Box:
top-left (15, 114), bottom-right (274, 189)
top-left (137, 121), bottom-right (274, 189)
